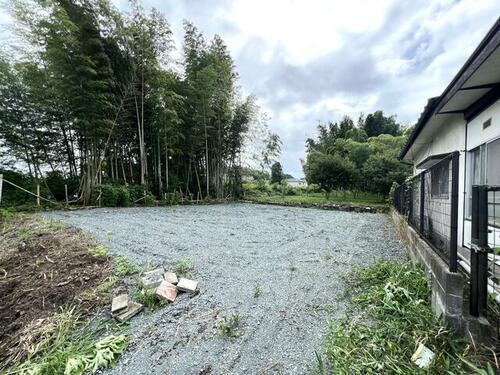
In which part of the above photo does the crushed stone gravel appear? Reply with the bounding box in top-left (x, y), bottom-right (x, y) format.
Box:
top-left (45, 202), bottom-right (406, 374)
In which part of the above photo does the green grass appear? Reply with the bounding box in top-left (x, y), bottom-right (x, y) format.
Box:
top-left (218, 313), bottom-right (242, 338)
top-left (132, 279), bottom-right (169, 311)
top-left (95, 276), bottom-right (119, 295)
top-left (253, 283), bottom-right (262, 298)
top-left (113, 256), bottom-right (140, 276)
top-left (316, 260), bottom-right (497, 374)
top-left (173, 257), bottom-right (194, 278)
top-left (250, 192), bottom-right (387, 208)
top-left (88, 244), bottom-right (109, 260)
top-left (5, 308), bottom-right (128, 375)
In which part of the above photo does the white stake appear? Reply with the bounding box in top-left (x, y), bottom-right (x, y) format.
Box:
top-left (0, 174), bottom-right (3, 205)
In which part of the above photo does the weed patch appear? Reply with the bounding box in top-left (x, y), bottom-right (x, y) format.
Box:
top-left (173, 257), bottom-right (194, 278)
top-left (218, 314), bottom-right (242, 338)
top-left (114, 256), bottom-right (140, 276)
top-left (132, 283), bottom-right (168, 311)
top-left (5, 308), bottom-right (128, 375)
top-left (253, 283), bottom-right (262, 298)
top-left (89, 244), bottom-right (109, 260)
top-left (316, 260), bottom-right (497, 374)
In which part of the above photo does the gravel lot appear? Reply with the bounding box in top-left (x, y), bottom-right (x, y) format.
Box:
top-left (46, 203), bottom-right (405, 374)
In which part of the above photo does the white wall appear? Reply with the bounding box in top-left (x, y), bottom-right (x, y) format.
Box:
top-left (463, 98), bottom-right (500, 248)
top-left (466, 98), bottom-right (500, 150)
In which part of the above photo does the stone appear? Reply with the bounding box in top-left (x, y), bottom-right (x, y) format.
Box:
top-left (111, 294), bottom-right (128, 313)
top-left (164, 271), bottom-right (178, 285)
top-left (411, 343), bottom-right (435, 369)
top-left (113, 301), bottom-right (143, 323)
top-left (177, 278), bottom-right (198, 293)
top-left (156, 280), bottom-right (177, 302)
top-left (141, 269), bottom-right (164, 289)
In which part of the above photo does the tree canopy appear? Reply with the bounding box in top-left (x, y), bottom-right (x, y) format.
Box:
top-left (0, 0), bottom-right (280, 203)
top-left (304, 111), bottom-right (411, 195)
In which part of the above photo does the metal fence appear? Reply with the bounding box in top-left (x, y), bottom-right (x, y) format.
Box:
top-left (470, 185), bottom-right (500, 317)
top-left (393, 152), bottom-right (459, 272)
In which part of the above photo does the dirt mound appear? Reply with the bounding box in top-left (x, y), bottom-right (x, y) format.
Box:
top-left (0, 215), bottom-right (111, 367)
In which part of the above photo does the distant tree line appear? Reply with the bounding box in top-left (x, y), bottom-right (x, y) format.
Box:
top-left (303, 111), bottom-right (412, 195)
top-left (0, 0), bottom-right (279, 205)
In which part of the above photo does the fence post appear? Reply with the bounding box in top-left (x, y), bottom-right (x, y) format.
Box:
top-left (36, 184), bottom-right (40, 206)
top-left (449, 152), bottom-right (459, 272)
top-left (420, 173), bottom-right (425, 232)
top-left (65, 184), bottom-right (68, 205)
top-left (470, 185), bottom-right (488, 317)
top-left (0, 174), bottom-right (3, 205)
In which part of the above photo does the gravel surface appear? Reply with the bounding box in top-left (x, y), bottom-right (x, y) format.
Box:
top-left (45, 203), bottom-right (406, 374)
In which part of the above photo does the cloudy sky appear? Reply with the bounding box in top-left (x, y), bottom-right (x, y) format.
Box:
top-left (2, 0), bottom-right (500, 177)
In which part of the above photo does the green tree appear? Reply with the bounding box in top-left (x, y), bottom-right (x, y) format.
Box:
top-left (361, 154), bottom-right (411, 194)
top-left (270, 162), bottom-right (284, 184)
top-left (304, 152), bottom-right (355, 196)
top-left (362, 111), bottom-right (402, 137)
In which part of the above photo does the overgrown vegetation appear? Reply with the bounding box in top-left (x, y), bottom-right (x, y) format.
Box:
top-left (243, 182), bottom-right (387, 208)
top-left (316, 260), bottom-right (498, 374)
top-left (303, 113), bottom-right (412, 196)
top-left (4, 308), bottom-right (128, 375)
top-left (218, 314), bottom-right (242, 338)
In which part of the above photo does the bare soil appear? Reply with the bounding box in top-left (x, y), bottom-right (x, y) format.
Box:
top-left (0, 215), bottom-right (111, 369)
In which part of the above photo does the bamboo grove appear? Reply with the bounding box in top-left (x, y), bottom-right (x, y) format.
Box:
top-left (0, 0), bottom-right (279, 204)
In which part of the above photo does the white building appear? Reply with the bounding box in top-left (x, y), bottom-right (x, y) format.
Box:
top-left (400, 18), bottom-right (500, 253)
top-left (286, 178), bottom-right (307, 187)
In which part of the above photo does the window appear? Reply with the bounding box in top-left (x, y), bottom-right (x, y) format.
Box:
top-left (486, 137), bottom-right (500, 185)
top-left (431, 161), bottom-right (449, 198)
top-left (466, 138), bottom-right (500, 218)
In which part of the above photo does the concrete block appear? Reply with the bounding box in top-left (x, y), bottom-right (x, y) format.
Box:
top-left (111, 294), bottom-right (128, 313)
top-left (164, 272), bottom-right (178, 285)
top-left (141, 269), bottom-right (164, 289)
top-left (156, 280), bottom-right (177, 302)
top-left (445, 293), bottom-right (463, 315)
top-left (114, 301), bottom-right (143, 322)
top-left (177, 278), bottom-right (198, 293)
top-left (445, 314), bottom-right (463, 333)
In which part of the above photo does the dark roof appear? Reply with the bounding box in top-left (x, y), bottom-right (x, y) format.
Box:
top-left (399, 17), bottom-right (500, 160)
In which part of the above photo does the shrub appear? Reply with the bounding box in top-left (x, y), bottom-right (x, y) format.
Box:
top-left (98, 185), bottom-right (118, 207)
top-left (115, 186), bottom-right (130, 207)
top-left (160, 192), bottom-right (181, 206)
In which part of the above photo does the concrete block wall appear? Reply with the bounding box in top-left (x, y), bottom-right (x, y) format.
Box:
top-left (391, 209), bottom-right (465, 332)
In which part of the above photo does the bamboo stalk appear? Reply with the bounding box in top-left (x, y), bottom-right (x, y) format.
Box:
top-left (37, 184), bottom-right (40, 206)
top-left (0, 174), bottom-right (3, 205)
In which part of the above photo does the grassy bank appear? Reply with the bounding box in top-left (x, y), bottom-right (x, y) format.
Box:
top-left (316, 260), bottom-right (498, 374)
